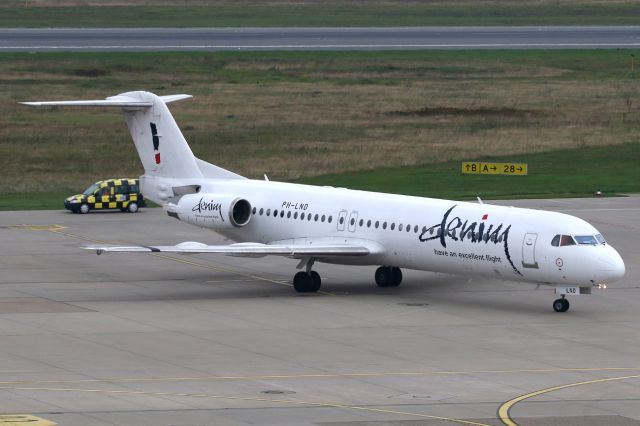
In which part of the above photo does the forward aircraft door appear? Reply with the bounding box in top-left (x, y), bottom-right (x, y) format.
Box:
top-left (522, 232), bottom-right (539, 268)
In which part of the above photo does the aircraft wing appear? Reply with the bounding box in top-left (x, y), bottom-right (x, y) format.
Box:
top-left (83, 241), bottom-right (373, 258)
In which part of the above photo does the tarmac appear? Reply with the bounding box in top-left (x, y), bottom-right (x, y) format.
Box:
top-left (0, 196), bottom-right (639, 426)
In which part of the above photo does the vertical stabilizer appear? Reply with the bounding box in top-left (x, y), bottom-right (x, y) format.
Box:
top-left (118, 91), bottom-right (202, 179)
top-left (22, 91), bottom-right (247, 204)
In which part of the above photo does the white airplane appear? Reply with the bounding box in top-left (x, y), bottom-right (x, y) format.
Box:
top-left (23, 91), bottom-right (625, 312)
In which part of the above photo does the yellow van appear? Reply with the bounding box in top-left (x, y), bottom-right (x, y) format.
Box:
top-left (64, 179), bottom-right (146, 214)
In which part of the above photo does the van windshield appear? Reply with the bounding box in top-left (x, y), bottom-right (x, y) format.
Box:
top-left (82, 183), bottom-right (99, 195)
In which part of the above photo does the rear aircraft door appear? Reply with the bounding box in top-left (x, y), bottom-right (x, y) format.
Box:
top-left (337, 209), bottom-right (348, 231)
top-left (348, 211), bottom-right (358, 232)
top-left (522, 232), bottom-right (539, 269)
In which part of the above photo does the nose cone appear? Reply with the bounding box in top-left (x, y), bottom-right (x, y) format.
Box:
top-left (597, 246), bottom-right (625, 283)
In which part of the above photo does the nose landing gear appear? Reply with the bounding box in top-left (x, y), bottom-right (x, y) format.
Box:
top-left (553, 296), bottom-right (570, 313)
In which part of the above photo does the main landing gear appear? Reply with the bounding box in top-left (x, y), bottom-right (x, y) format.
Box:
top-left (553, 295), bottom-right (570, 313)
top-left (375, 266), bottom-right (403, 287)
top-left (293, 270), bottom-right (321, 293)
top-left (293, 258), bottom-right (321, 293)
top-left (292, 262), bottom-right (404, 293)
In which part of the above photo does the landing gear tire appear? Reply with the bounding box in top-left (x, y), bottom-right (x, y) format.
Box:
top-left (127, 202), bottom-right (139, 213)
top-left (309, 271), bottom-right (321, 292)
top-left (293, 271), bottom-right (321, 293)
top-left (79, 203), bottom-right (90, 214)
top-left (390, 267), bottom-right (402, 287)
top-left (375, 266), bottom-right (402, 287)
top-left (553, 298), bottom-right (570, 313)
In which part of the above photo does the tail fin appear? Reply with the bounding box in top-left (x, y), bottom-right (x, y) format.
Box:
top-left (23, 91), bottom-right (246, 204)
top-left (24, 91), bottom-right (201, 179)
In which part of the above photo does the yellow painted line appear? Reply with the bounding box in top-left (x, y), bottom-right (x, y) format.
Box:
top-left (498, 374), bottom-right (640, 426)
top-left (45, 227), bottom-right (333, 294)
top-left (0, 414), bottom-right (56, 425)
top-left (7, 224), bottom-right (66, 232)
top-left (1, 367), bottom-right (639, 386)
top-left (0, 386), bottom-right (490, 426)
top-left (49, 229), bottom-right (111, 244)
top-left (151, 253), bottom-right (335, 295)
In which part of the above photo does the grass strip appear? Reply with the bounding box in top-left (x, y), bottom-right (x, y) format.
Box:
top-left (3, 143), bottom-right (638, 211)
top-left (297, 143), bottom-right (640, 200)
top-left (2, 49), bottom-right (640, 209)
top-left (2, 2), bottom-right (640, 27)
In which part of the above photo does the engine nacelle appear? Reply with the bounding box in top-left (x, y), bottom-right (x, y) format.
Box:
top-left (166, 193), bottom-right (252, 229)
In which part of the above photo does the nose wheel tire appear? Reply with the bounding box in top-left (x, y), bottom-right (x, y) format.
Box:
top-left (293, 271), bottom-right (321, 293)
top-left (375, 266), bottom-right (402, 287)
top-left (553, 298), bottom-right (570, 312)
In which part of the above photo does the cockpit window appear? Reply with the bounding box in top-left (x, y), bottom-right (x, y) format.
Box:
top-left (560, 235), bottom-right (576, 246)
top-left (554, 233), bottom-right (607, 247)
top-left (574, 235), bottom-right (598, 245)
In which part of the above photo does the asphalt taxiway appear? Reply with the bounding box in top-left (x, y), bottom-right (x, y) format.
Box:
top-left (0, 196), bottom-right (639, 426)
top-left (1, 26), bottom-right (640, 51)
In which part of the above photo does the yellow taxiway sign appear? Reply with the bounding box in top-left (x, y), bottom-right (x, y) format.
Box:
top-left (462, 162), bottom-right (527, 175)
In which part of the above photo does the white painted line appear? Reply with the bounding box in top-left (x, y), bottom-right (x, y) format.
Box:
top-left (2, 43), bottom-right (640, 50)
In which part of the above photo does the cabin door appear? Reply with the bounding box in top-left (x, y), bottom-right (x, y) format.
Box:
top-left (522, 232), bottom-right (539, 269)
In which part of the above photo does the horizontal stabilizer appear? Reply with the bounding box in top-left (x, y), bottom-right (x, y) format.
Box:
top-left (21, 93), bottom-right (191, 109)
top-left (84, 241), bottom-right (371, 258)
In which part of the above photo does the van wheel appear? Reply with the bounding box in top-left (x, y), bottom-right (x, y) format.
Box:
top-left (79, 203), bottom-right (90, 214)
top-left (127, 202), bottom-right (139, 213)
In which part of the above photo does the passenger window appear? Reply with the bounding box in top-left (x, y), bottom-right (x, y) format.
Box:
top-left (367, 219), bottom-right (371, 228)
top-left (328, 216), bottom-right (333, 223)
top-left (382, 222), bottom-right (387, 230)
top-left (252, 207), bottom-right (257, 215)
top-left (301, 213), bottom-right (305, 220)
top-left (294, 212), bottom-right (298, 219)
top-left (321, 214), bottom-right (325, 222)
top-left (339, 217), bottom-right (344, 224)
top-left (375, 221), bottom-right (379, 229)
top-left (266, 209), bottom-right (271, 216)
top-left (259, 208), bottom-right (264, 215)
top-left (273, 209), bottom-right (278, 217)
top-left (560, 235), bottom-right (576, 246)
top-left (314, 214), bottom-right (319, 221)
top-left (359, 219), bottom-right (363, 227)
top-left (414, 225), bottom-right (418, 233)
top-left (287, 211), bottom-right (292, 218)
top-left (280, 211), bottom-right (284, 218)
top-left (399, 224), bottom-right (403, 231)
top-left (551, 235), bottom-right (560, 246)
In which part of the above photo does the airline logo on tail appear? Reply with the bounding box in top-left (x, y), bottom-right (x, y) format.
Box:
top-left (150, 122), bottom-right (161, 164)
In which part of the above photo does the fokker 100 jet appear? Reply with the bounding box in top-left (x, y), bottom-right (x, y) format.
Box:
top-left (23, 91), bottom-right (625, 312)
